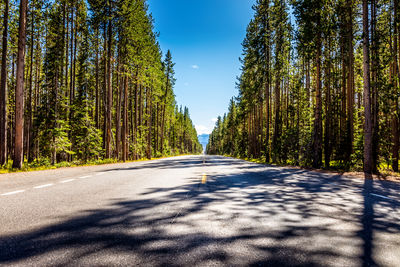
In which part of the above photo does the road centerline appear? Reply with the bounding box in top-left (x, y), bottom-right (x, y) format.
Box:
top-left (60, 179), bottom-right (75, 184)
top-left (34, 183), bottom-right (54, 189)
top-left (79, 175), bottom-right (92, 179)
top-left (1, 190), bottom-right (25, 196)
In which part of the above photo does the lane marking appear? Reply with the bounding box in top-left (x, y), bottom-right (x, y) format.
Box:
top-left (34, 183), bottom-right (54, 189)
top-left (79, 175), bottom-right (92, 179)
top-left (370, 193), bottom-right (392, 200)
top-left (201, 173), bottom-right (207, 184)
top-left (60, 179), bottom-right (75, 184)
top-left (96, 172), bottom-right (105, 176)
top-left (1, 190), bottom-right (25, 196)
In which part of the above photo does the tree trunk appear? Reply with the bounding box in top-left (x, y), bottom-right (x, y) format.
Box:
top-left (312, 28), bottom-right (323, 168)
top-left (105, 19), bottom-right (112, 158)
top-left (371, 0), bottom-right (379, 173)
top-left (13, 0), bottom-right (28, 169)
top-left (306, 59), bottom-right (310, 107)
top-left (134, 78), bottom-right (139, 159)
top-left (340, 36), bottom-right (347, 156)
top-left (64, 2), bottom-right (68, 94)
top-left (147, 87), bottom-right (152, 159)
top-left (325, 37), bottom-right (332, 168)
top-left (392, 0), bottom-right (400, 172)
top-left (155, 102), bottom-right (159, 153)
top-left (122, 74), bottom-right (128, 162)
top-left (362, 0), bottom-right (373, 174)
top-left (102, 22), bottom-right (107, 153)
top-left (139, 84), bottom-right (143, 157)
top-left (33, 41), bottom-right (40, 160)
top-left (160, 72), bottom-right (170, 154)
top-left (95, 32), bottom-right (99, 129)
top-left (346, 0), bottom-right (354, 162)
top-left (69, 6), bottom-right (74, 123)
top-left (26, 10), bottom-right (34, 163)
top-left (115, 59), bottom-right (121, 159)
top-left (0, 0), bottom-right (9, 165)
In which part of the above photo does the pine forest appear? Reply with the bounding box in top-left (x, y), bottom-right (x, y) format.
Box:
top-left (0, 0), bottom-right (202, 170)
top-left (207, 0), bottom-right (400, 174)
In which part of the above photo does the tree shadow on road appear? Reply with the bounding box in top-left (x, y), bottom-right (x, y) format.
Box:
top-left (104, 156), bottom-right (239, 172)
top-left (361, 173), bottom-right (375, 267)
top-left (0, 157), bottom-right (399, 266)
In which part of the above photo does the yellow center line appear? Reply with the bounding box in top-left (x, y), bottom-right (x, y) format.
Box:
top-left (201, 173), bottom-right (207, 184)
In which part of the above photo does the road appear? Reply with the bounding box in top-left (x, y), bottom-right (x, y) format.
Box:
top-left (0, 155), bottom-right (399, 266)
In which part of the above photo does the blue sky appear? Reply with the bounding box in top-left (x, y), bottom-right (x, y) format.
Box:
top-left (147, 0), bottom-right (256, 135)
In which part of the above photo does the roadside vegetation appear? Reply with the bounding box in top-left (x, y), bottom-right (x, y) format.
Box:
top-left (0, 153), bottom-right (192, 174)
top-left (207, 0), bottom-right (400, 176)
top-left (0, 0), bottom-right (202, 171)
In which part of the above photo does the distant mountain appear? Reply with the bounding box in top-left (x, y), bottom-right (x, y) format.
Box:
top-left (198, 134), bottom-right (210, 152)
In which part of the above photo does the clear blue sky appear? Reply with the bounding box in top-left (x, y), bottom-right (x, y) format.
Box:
top-left (147, 0), bottom-right (256, 135)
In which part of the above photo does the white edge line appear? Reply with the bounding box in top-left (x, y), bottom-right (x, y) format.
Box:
top-left (34, 183), bottom-right (54, 189)
top-left (79, 175), bottom-right (92, 179)
top-left (1, 190), bottom-right (25, 196)
top-left (370, 193), bottom-right (392, 200)
top-left (95, 172), bottom-right (105, 176)
top-left (60, 179), bottom-right (75, 184)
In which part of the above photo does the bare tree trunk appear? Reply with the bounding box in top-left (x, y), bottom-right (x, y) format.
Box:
top-left (147, 87), bottom-right (152, 159)
top-left (340, 39), bottom-right (347, 155)
top-left (264, 7), bottom-right (271, 162)
top-left (72, 13), bottom-right (77, 101)
top-left (393, 102), bottom-right (399, 172)
top-left (95, 32), bottom-right (99, 129)
top-left (64, 2), bottom-right (69, 95)
top-left (69, 6), bottom-right (74, 122)
top-left (26, 10), bottom-right (34, 163)
top-left (8, 53), bottom-right (15, 162)
top-left (155, 102), bottom-right (159, 153)
top-left (306, 59), bottom-right (310, 107)
top-left (105, 19), bottom-right (112, 158)
top-left (325, 37), bottom-right (332, 168)
top-left (13, 0), bottom-right (28, 169)
top-left (312, 21), bottom-right (323, 168)
top-left (258, 102), bottom-right (263, 157)
top-left (363, 0), bottom-right (373, 174)
top-left (346, 0), bottom-right (354, 162)
top-left (393, 0), bottom-right (400, 172)
top-left (102, 23), bottom-right (107, 153)
top-left (371, 0), bottom-right (379, 173)
top-left (139, 84), bottom-right (143, 157)
top-left (115, 57), bottom-right (122, 159)
top-left (160, 75), bottom-right (170, 154)
top-left (0, 0), bottom-right (9, 165)
top-left (33, 41), bottom-right (40, 160)
top-left (134, 78), bottom-right (138, 159)
top-left (122, 74), bottom-right (128, 161)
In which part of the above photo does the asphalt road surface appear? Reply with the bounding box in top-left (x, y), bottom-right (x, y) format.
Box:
top-left (0, 155), bottom-right (399, 266)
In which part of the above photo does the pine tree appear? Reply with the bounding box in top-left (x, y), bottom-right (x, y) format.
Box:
top-left (208, 0), bottom-right (400, 174)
